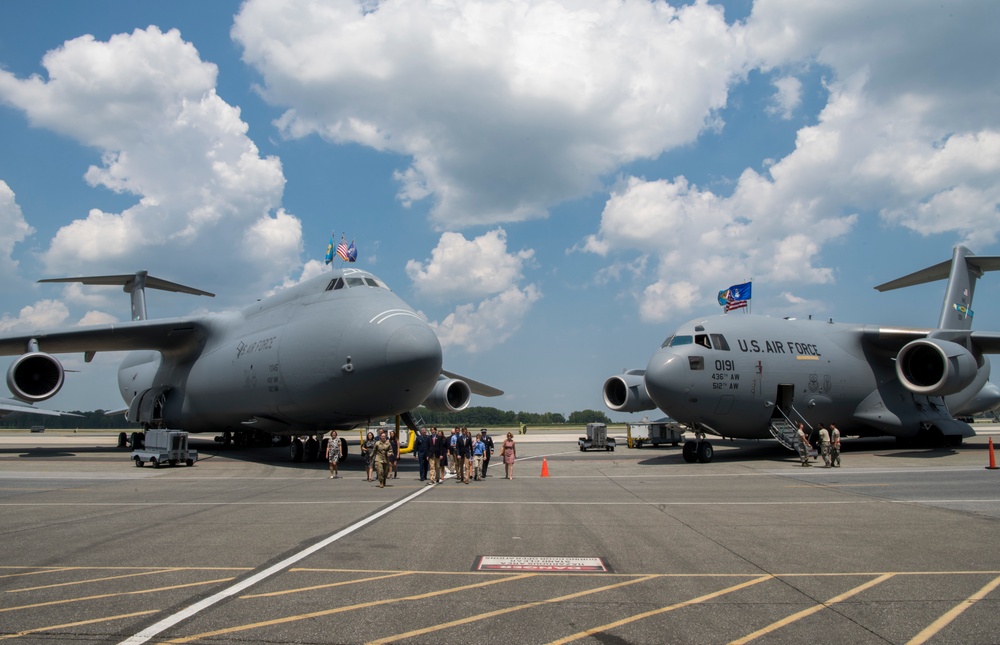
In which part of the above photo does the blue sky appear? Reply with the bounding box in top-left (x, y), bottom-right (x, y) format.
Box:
top-left (1, 1), bottom-right (998, 419)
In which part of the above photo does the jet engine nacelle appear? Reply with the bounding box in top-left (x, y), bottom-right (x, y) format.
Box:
top-left (603, 370), bottom-right (657, 413)
top-left (422, 378), bottom-right (472, 412)
top-left (895, 338), bottom-right (979, 396)
top-left (6, 352), bottom-right (65, 403)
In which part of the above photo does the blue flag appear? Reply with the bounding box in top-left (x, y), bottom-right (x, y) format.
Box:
top-left (719, 281), bottom-right (752, 311)
top-left (346, 241), bottom-right (358, 262)
top-left (324, 234), bottom-right (335, 265)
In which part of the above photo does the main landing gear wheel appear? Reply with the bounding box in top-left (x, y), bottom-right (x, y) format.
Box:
top-left (290, 439), bottom-right (304, 463)
top-left (304, 437), bottom-right (319, 461)
top-left (682, 441), bottom-right (698, 463)
top-left (697, 441), bottom-right (714, 463)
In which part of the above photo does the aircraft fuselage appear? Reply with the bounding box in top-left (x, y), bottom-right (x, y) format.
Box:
top-left (117, 270), bottom-right (442, 434)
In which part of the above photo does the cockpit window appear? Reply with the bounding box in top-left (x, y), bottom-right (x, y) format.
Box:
top-left (345, 277), bottom-right (366, 287)
top-left (695, 334), bottom-right (711, 349)
top-left (669, 335), bottom-right (693, 347)
top-left (325, 278), bottom-right (344, 291)
top-left (710, 334), bottom-right (730, 351)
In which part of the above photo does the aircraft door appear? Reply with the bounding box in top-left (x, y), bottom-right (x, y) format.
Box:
top-left (772, 384), bottom-right (794, 419)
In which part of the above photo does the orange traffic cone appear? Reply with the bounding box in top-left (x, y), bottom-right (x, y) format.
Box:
top-left (540, 457), bottom-right (550, 477)
top-left (987, 438), bottom-right (999, 470)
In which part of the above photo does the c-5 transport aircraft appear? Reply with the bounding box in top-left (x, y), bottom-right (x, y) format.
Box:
top-left (0, 269), bottom-right (501, 461)
top-left (603, 246), bottom-right (1000, 463)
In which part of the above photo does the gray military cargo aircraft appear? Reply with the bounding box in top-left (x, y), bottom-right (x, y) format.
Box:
top-left (0, 268), bottom-right (501, 461)
top-left (603, 246), bottom-right (1000, 463)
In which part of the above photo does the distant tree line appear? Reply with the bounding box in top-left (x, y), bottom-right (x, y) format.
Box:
top-left (411, 406), bottom-right (611, 427)
top-left (0, 406), bottom-right (613, 430)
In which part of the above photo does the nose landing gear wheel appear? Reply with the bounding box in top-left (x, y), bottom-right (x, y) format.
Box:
top-left (682, 441), bottom-right (698, 463)
top-left (697, 441), bottom-right (714, 463)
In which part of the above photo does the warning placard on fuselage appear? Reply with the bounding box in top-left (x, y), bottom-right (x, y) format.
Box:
top-left (474, 556), bottom-right (609, 573)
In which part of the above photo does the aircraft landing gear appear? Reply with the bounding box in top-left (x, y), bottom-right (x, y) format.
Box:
top-left (682, 439), bottom-right (715, 463)
top-left (304, 437), bottom-right (319, 461)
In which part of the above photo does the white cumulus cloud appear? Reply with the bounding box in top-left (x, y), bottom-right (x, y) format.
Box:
top-left (0, 26), bottom-right (300, 297)
top-left (583, 1), bottom-right (1000, 321)
top-left (233, 0), bottom-right (748, 228)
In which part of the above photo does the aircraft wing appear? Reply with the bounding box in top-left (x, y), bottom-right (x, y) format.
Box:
top-left (862, 326), bottom-right (1000, 355)
top-left (971, 332), bottom-right (1000, 354)
top-left (442, 369), bottom-right (504, 397)
top-left (0, 398), bottom-right (81, 417)
top-left (0, 317), bottom-right (209, 357)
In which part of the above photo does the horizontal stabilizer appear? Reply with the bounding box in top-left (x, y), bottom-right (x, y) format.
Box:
top-left (39, 273), bottom-right (215, 297)
top-left (874, 246), bottom-right (1000, 331)
top-left (39, 271), bottom-right (213, 321)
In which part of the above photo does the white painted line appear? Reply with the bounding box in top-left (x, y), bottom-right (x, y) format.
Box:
top-left (118, 483), bottom-right (436, 645)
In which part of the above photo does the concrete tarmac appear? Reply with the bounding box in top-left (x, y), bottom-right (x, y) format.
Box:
top-left (2, 428), bottom-right (1000, 644)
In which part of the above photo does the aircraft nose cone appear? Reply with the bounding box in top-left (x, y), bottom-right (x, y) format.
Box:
top-left (385, 322), bottom-right (443, 380)
top-left (643, 351), bottom-right (687, 411)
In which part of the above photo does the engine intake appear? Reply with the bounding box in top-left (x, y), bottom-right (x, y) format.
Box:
top-left (603, 370), bottom-right (656, 413)
top-left (7, 352), bottom-right (65, 402)
top-left (896, 338), bottom-right (979, 396)
top-left (422, 378), bottom-right (472, 412)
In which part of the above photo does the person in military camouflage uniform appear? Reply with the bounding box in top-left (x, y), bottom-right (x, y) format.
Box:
top-left (795, 422), bottom-right (812, 467)
top-left (818, 423), bottom-right (831, 468)
top-left (830, 423), bottom-right (842, 467)
top-left (372, 430), bottom-right (392, 488)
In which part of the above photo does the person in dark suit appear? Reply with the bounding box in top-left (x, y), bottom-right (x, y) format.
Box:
top-left (455, 427), bottom-right (472, 484)
top-left (415, 427), bottom-right (430, 481)
top-left (480, 429), bottom-right (495, 477)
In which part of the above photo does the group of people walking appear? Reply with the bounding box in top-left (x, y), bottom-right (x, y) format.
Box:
top-left (794, 422), bottom-right (842, 468)
top-left (414, 426), bottom-right (518, 484)
top-left (328, 425), bottom-right (519, 485)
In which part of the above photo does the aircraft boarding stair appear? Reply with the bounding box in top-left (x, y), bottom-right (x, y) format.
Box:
top-left (768, 417), bottom-right (798, 452)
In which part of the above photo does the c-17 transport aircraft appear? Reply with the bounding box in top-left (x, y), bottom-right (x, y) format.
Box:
top-left (603, 246), bottom-right (1000, 463)
top-left (0, 268), bottom-right (501, 461)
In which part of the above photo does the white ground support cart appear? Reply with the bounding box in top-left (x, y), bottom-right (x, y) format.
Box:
top-left (626, 418), bottom-right (685, 448)
top-left (578, 423), bottom-right (616, 452)
top-left (131, 429), bottom-right (197, 468)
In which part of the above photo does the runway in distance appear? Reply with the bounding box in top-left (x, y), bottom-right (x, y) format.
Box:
top-left (0, 269), bottom-right (501, 461)
top-left (603, 246), bottom-right (1000, 463)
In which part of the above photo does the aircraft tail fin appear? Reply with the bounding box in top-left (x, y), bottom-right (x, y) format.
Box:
top-left (874, 246), bottom-right (1000, 330)
top-left (39, 271), bottom-right (214, 321)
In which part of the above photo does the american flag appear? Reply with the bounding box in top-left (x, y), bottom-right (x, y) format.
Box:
top-left (719, 281), bottom-right (752, 313)
top-left (336, 239), bottom-right (350, 261)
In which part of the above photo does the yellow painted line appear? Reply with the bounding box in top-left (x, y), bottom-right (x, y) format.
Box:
top-left (0, 566), bottom-right (249, 572)
top-left (0, 567), bottom-right (77, 580)
top-left (164, 574), bottom-right (536, 644)
top-left (241, 571), bottom-right (414, 598)
top-left (10, 568), bottom-right (181, 592)
top-left (906, 574), bottom-right (1000, 645)
top-left (0, 609), bottom-right (158, 641)
top-left (728, 573), bottom-right (895, 644)
top-left (0, 577), bottom-right (234, 613)
top-left (548, 575), bottom-right (773, 645)
top-left (368, 574), bottom-right (660, 645)
top-left (796, 355), bottom-right (820, 361)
